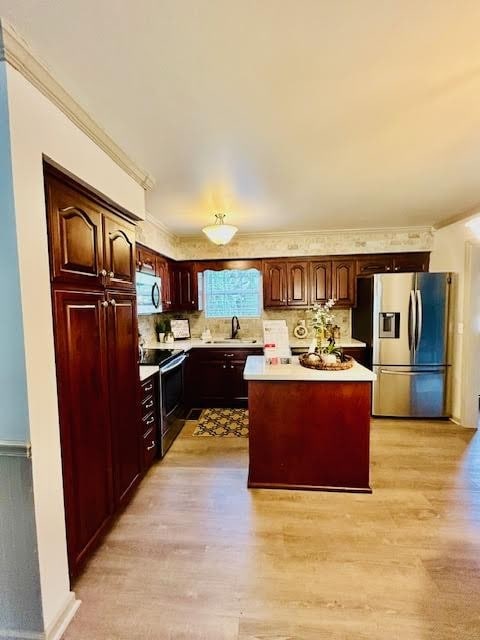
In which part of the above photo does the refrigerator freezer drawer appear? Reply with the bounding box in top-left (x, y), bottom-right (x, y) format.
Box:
top-left (372, 366), bottom-right (448, 418)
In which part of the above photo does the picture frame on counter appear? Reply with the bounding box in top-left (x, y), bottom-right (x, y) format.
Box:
top-left (170, 318), bottom-right (191, 339)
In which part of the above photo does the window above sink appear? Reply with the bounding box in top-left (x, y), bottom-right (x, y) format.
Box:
top-left (198, 269), bottom-right (262, 318)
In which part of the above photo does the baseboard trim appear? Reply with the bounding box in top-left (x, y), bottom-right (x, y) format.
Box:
top-left (0, 593), bottom-right (80, 640)
top-left (45, 592), bottom-right (81, 640)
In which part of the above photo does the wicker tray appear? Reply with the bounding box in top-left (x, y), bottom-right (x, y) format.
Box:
top-left (299, 353), bottom-right (354, 371)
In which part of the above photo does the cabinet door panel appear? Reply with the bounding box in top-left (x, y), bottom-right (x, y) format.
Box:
top-left (310, 261), bottom-right (332, 305)
top-left (46, 176), bottom-right (104, 286)
top-left (137, 247), bottom-right (156, 275)
top-left (356, 255), bottom-right (393, 275)
top-left (156, 259), bottom-right (171, 309)
top-left (332, 260), bottom-right (355, 307)
top-left (103, 214), bottom-right (136, 289)
top-left (287, 262), bottom-right (308, 306)
top-left (107, 292), bottom-right (141, 506)
top-left (392, 252), bottom-right (429, 273)
top-left (263, 261), bottom-right (287, 307)
top-left (170, 263), bottom-right (197, 310)
top-left (52, 289), bottom-right (113, 577)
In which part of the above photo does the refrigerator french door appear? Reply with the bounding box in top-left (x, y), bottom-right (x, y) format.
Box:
top-left (370, 272), bottom-right (451, 418)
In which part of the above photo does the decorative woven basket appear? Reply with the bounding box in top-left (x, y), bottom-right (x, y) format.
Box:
top-left (299, 353), bottom-right (355, 371)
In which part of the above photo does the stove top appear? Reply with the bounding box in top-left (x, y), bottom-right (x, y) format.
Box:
top-left (139, 348), bottom-right (184, 367)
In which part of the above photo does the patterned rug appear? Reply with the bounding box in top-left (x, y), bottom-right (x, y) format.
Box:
top-left (192, 408), bottom-right (249, 437)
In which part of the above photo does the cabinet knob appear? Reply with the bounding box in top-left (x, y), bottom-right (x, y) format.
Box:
top-left (100, 269), bottom-right (107, 277)
top-left (394, 266), bottom-right (400, 271)
top-left (110, 299), bottom-right (116, 306)
top-left (385, 266), bottom-right (391, 271)
top-left (101, 300), bottom-right (108, 308)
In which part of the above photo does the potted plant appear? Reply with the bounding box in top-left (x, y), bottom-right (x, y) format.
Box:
top-left (154, 316), bottom-right (170, 342)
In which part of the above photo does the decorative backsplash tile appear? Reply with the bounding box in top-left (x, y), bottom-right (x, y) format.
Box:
top-left (139, 308), bottom-right (351, 345)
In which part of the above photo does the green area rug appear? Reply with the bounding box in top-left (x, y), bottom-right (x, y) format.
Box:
top-left (192, 408), bottom-right (249, 437)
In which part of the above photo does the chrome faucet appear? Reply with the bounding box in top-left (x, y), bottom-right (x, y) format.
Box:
top-left (231, 316), bottom-right (241, 339)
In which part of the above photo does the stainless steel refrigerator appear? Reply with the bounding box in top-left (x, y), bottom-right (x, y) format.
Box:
top-left (352, 273), bottom-right (452, 418)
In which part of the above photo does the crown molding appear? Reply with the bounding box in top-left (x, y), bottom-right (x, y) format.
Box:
top-left (0, 18), bottom-right (155, 191)
top-left (433, 205), bottom-right (480, 230)
top-left (177, 224), bottom-right (434, 242)
top-left (145, 211), bottom-right (178, 241)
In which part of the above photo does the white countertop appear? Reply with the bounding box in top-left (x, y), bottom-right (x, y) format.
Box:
top-left (243, 356), bottom-right (376, 382)
top-left (146, 337), bottom-right (366, 351)
top-left (139, 365), bottom-right (159, 382)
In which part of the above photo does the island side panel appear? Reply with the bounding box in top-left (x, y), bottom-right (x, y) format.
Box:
top-left (248, 380), bottom-right (372, 492)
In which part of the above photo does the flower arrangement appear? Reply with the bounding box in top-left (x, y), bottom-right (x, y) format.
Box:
top-left (309, 298), bottom-right (342, 362)
top-left (310, 298), bottom-right (335, 341)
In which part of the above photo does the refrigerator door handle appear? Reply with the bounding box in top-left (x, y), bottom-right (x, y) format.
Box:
top-left (415, 289), bottom-right (423, 351)
top-left (379, 368), bottom-right (444, 376)
top-left (408, 290), bottom-right (416, 353)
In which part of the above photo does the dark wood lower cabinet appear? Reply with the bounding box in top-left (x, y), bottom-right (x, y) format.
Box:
top-left (52, 288), bottom-right (115, 577)
top-left (106, 291), bottom-right (142, 506)
top-left (53, 287), bottom-right (142, 579)
top-left (140, 374), bottom-right (159, 471)
top-left (186, 348), bottom-right (263, 408)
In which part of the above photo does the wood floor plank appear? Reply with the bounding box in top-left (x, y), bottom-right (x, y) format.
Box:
top-left (63, 419), bottom-right (480, 639)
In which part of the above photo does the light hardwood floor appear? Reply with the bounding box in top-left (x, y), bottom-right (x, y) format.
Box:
top-left (64, 418), bottom-right (480, 640)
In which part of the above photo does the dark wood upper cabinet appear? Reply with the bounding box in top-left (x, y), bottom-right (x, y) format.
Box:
top-left (103, 213), bottom-right (136, 290)
top-left (263, 261), bottom-right (287, 307)
top-left (286, 262), bottom-right (309, 306)
top-left (170, 262), bottom-right (197, 311)
top-left (310, 261), bottom-right (332, 305)
top-left (156, 257), bottom-right (172, 309)
top-left (331, 260), bottom-right (355, 307)
top-left (52, 288), bottom-right (114, 577)
top-left (106, 291), bottom-right (141, 507)
top-left (46, 177), bottom-right (104, 286)
top-left (356, 255), bottom-right (394, 275)
top-left (136, 245), bottom-right (157, 275)
top-left (392, 252), bottom-right (430, 273)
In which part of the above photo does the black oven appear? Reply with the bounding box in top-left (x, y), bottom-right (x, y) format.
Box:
top-left (159, 353), bottom-right (188, 456)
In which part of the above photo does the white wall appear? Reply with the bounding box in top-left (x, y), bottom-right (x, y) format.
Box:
top-left (430, 220), bottom-right (480, 426)
top-left (5, 63), bottom-right (146, 633)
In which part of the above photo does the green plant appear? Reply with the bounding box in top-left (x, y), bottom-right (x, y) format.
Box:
top-left (321, 338), bottom-right (342, 358)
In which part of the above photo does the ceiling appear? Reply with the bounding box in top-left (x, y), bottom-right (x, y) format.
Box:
top-left (2, 1), bottom-right (480, 234)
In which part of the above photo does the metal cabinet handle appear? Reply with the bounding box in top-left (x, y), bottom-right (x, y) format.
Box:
top-left (145, 415), bottom-right (155, 425)
top-left (144, 400), bottom-right (154, 410)
top-left (101, 300), bottom-right (108, 308)
top-left (110, 299), bottom-right (116, 306)
top-left (146, 441), bottom-right (155, 451)
top-left (143, 383), bottom-right (153, 393)
top-left (100, 269), bottom-right (107, 276)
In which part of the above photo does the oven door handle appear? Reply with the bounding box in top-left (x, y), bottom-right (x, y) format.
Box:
top-left (160, 354), bottom-right (187, 374)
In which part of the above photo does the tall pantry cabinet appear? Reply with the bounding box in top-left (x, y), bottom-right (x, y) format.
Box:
top-left (45, 164), bottom-right (140, 579)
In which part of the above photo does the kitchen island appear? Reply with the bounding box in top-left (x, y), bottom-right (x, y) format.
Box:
top-left (244, 356), bottom-right (376, 493)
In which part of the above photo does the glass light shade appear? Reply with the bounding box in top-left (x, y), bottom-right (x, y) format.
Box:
top-left (202, 214), bottom-right (238, 245)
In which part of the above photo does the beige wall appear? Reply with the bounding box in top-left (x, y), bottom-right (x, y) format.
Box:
top-left (429, 219), bottom-right (480, 425)
top-left (5, 62), bottom-right (146, 634)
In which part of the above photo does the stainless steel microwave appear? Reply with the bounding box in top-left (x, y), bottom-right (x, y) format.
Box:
top-left (136, 271), bottom-right (162, 315)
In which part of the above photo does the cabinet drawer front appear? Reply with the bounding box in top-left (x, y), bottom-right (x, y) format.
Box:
top-left (141, 396), bottom-right (156, 419)
top-left (141, 377), bottom-right (155, 399)
top-left (142, 428), bottom-right (157, 469)
top-left (142, 411), bottom-right (157, 433)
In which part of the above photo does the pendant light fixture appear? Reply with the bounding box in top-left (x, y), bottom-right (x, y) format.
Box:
top-left (202, 213), bottom-right (238, 245)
